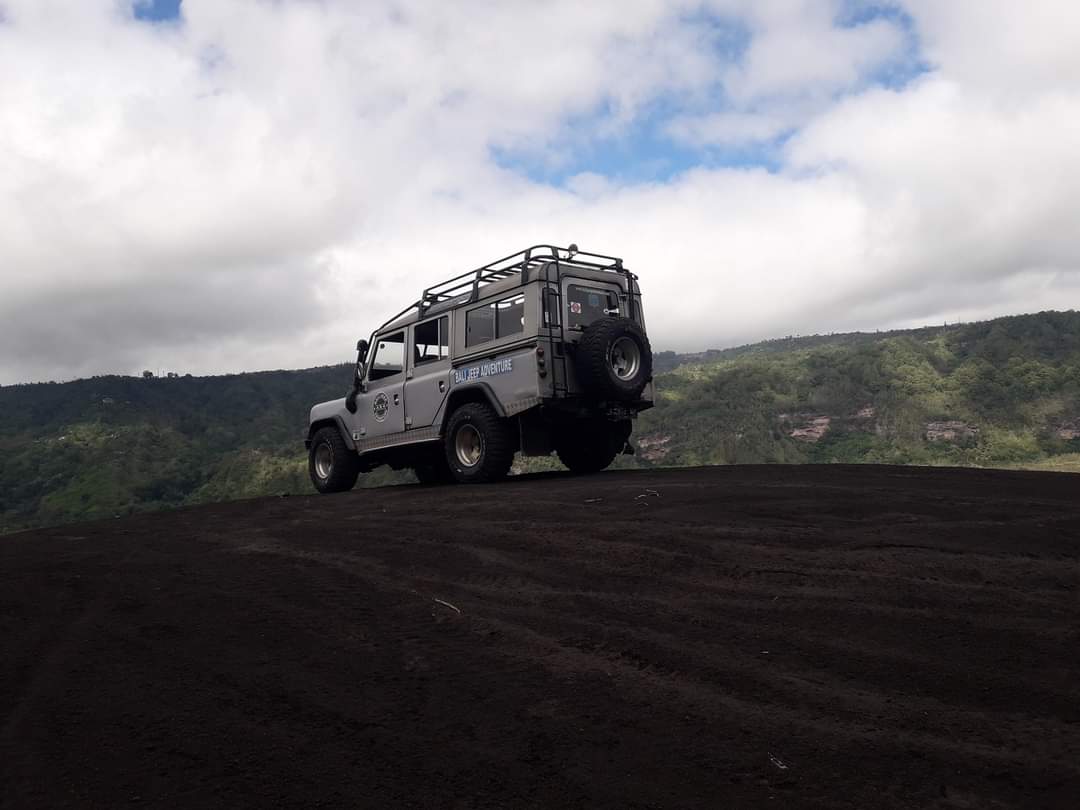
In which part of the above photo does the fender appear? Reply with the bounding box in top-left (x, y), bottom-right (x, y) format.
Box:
top-left (306, 415), bottom-right (357, 450)
top-left (440, 382), bottom-right (507, 429)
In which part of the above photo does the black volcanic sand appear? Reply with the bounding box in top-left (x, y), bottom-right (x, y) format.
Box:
top-left (2, 465), bottom-right (1078, 809)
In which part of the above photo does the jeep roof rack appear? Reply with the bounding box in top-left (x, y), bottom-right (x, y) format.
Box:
top-left (376, 244), bottom-right (635, 332)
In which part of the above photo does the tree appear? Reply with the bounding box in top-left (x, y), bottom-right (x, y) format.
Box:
top-left (142, 370), bottom-right (154, 379)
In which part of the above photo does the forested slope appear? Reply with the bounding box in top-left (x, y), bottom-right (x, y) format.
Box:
top-left (636, 310), bottom-right (1080, 469)
top-left (0, 366), bottom-right (364, 533)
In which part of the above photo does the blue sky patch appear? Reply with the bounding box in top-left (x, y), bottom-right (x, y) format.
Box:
top-left (836, 1), bottom-right (930, 88)
top-left (678, 6), bottom-right (752, 64)
top-left (497, 6), bottom-right (927, 189)
top-left (133, 0), bottom-right (182, 23)
top-left (492, 102), bottom-right (785, 188)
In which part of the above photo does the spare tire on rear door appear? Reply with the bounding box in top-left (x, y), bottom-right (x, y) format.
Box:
top-left (574, 317), bottom-right (653, 401)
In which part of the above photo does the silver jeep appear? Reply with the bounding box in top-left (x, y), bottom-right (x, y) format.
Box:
top-left (305, 244), bottom-right (654, 491)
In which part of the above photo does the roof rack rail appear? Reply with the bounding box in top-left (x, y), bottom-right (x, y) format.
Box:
top-left (376, 244), bottom-right (632, 332)
top-left (420, 244), bottom-right (629, 309)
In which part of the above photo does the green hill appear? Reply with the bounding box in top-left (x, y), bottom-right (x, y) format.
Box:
top-left (0, 366), bottom-right (401, 534)
top-left (635, 310), bottom-right (1080, 469)
top-left (3, 310), bottom-right (1080, 534)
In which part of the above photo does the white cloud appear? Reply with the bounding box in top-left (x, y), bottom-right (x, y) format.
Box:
top-left (723, 13), bottom-right (906, 103)
top-left (0, 0), bottom-right (1079, 384)
top-left (786, 73), bottom-right (1080, 319)
top-left (904, 0), bottom-right (1080, 96)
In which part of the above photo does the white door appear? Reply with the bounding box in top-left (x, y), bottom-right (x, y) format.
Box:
top-left (357, 330), bottom-right (406, 439)
top-left (404, 315), bottom-right (451, 429)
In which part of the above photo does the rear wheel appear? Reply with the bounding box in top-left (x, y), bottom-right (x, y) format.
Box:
top-left (309, 426), bottom-right (360, 493)
top-left (444, 402), bottom-right (514, 483)
top-left (556, 420), bottom-right (631, 474)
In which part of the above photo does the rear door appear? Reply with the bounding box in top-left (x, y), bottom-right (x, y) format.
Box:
top-left (404, 315), bottom-right (451, 429)
top-left (563, 280), bottom-right (624, 331)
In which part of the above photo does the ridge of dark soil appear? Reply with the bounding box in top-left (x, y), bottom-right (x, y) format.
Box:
top-left (2, 465), bottom-right (1078, 809)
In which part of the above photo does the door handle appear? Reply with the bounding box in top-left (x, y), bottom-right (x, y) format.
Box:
top-left (393, 393), bottom-right (400, 405)
top-left (438, 380), bottom-right (446, 393)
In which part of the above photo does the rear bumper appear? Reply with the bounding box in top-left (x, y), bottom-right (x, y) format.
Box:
top-left (538, 396), bottom-right (652, 419)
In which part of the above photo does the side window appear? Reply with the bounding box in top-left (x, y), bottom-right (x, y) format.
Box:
top-left (466, 294), bottom-right (525, 347)
top-left (466, 305), bottom-right (494, 346)
top-left (567, 285), bottom-right (618, 329)
top-left (496, 295), bottom-right (525, 338)
top-left (414, 316), bottom-right (449, 365)
top-left (367, 331), bottom-right (405, 381)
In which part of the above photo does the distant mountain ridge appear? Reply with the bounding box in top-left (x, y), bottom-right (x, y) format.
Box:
top-left (3, 310), bottom-right (1079, 533)
top-left (653, 321), bottom-right (998, 373)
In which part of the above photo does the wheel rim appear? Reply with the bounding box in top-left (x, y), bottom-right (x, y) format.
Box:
top-left (314, 442), bottom-right (333, 479)
top-left (610, 337), bottom-right (641, 380)
top-left (454, 424), bottom-right (483, 467)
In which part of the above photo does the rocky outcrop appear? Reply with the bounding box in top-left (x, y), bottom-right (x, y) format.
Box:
top-left (1055, 420), bottom-right (1080, 440)
top-left (925, 421), bottom-right (979, 443)
top-left (778, 414), bottom-right (832, 443)
top-left (637, 433), bottom-right (672, 461)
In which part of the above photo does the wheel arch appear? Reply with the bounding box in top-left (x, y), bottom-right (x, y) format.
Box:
top-left (440, 383), bottom-right (507, 430)
top-left (306, 416), bottom-right (356, 450)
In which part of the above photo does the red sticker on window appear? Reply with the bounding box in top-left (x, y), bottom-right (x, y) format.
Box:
top-left (570, 302), bottom-right (582, 314)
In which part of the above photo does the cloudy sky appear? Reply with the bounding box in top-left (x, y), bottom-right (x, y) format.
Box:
top-left (2, 0), bottom-right (1079, 384)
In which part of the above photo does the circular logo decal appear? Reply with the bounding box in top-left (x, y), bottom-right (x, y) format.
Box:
top-left (372, 392), bottom-right (390, 422)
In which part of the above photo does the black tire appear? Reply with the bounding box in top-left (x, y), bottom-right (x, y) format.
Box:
top-left (574, 317), bottom-right (652, 402)
top-left (556, 419), bottom-right (631, 474)
top-left (414, 451), bottom-right (455, 485)
top-left (444, 402), bottom-right (514, 484)
top-left (308, 426), bottom-right (360, 494)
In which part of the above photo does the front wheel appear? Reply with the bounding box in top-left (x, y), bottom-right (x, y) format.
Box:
top-left (309, 426), bottom-right (361, 493)
top-left (444, 403), bottom-right (514, 483)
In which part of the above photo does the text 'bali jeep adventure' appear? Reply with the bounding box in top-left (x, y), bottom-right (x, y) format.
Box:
top-left (305, 244), bottom-right (653, 491)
